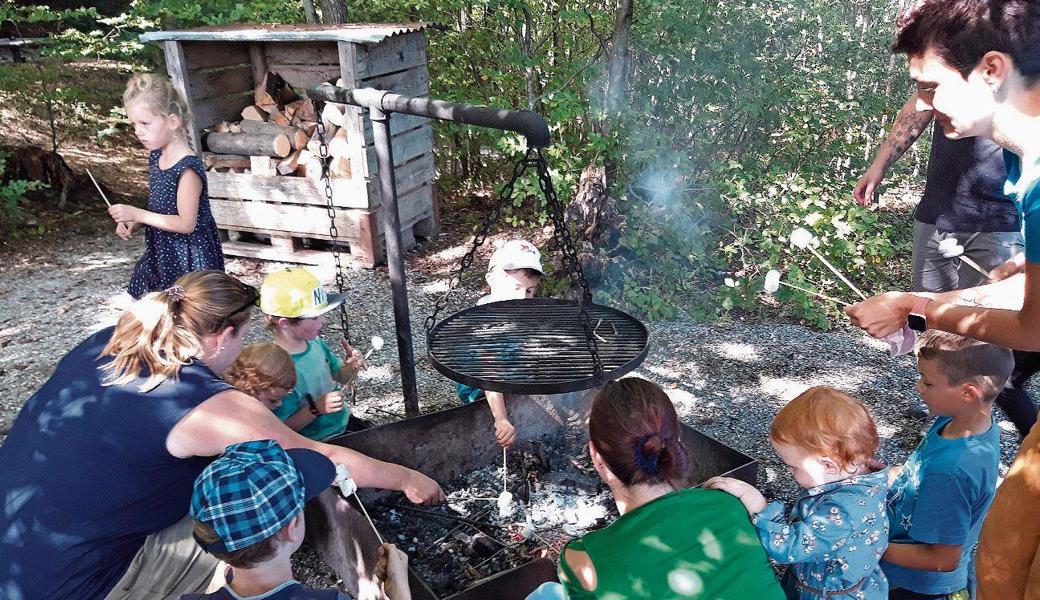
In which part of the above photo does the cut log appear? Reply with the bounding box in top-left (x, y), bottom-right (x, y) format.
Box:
top-left (203, 152), bottom-right (251, 170)
top-left (250, 156), bottom-right (278, 177)
top-left (298, 121), bottom-right (317, 136)
top-left (238, 122), bottom-right (311, 152)
top-left (296, 151), bottom-right (322, 179)
top-left (277, 150), bottom-right (303, 176)
top-left (241, 105), bottom-right (267, 122)
top-left (330, 156), bottom-right (352, 178)
top-left (255, 71), bottom-right (298, 110)
top-left (204, 131), bottom-right (292, 158)
top-left (321, 102), bottom-right (347, 128)
top-left (269, 111), bottom-right (291, 127)
top-left (290, 98), bottom-right (317, 125)
top-left (306, 125), bottom-right (338, 154)
top-left (328, 128), bottom-right (351, 157)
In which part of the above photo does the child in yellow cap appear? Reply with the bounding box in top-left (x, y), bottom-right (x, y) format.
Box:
top-left (260, 268), bottom-right (366, 441)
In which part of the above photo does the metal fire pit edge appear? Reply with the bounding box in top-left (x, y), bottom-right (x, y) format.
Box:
top-left (306, 389), bottom-right (758, 600)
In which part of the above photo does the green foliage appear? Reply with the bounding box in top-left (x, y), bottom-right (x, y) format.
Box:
top-left (0, 0), bottom-right (922, 326)
top-left (0, 153), bottom-right (46, 234)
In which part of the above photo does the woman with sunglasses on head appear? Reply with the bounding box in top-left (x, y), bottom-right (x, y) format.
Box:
top-left (0, 270), bottom-right (444, 600)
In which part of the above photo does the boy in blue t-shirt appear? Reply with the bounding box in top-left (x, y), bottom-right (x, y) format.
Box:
top-left (883, 331), bottom-right (1013, 599)
top-left (260, 268), bottom-right (366, 441)
top-left (183, 439), bottom-right (410, 600)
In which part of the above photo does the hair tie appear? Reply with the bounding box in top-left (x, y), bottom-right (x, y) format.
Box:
top-left (165, 285), bottom-right (186, 302)
top-left (633, 433), bottom-right (663, 476)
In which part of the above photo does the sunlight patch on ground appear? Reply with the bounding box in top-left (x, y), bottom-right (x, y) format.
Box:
top-left (710, 342), bottom-right (761, 362)
top-left (68, 254), bottom-right (133, 273)
top-left (758, 370), bottom-right (869, 401)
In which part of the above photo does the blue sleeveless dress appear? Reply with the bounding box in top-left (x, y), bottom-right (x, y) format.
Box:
top-left (0, 326), bottom-right (234, 599)
top-left (128, 150), bottom-right (224, 298)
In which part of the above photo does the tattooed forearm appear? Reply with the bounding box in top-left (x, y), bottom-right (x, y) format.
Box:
top-left (880, 109), bottom-right (932, 172)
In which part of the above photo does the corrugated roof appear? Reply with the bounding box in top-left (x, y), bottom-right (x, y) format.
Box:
top-left (140, 23), bottom-right (425, 45)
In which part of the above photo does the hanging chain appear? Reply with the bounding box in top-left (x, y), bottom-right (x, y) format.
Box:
top-left (314, 100), bottom-right (350, 344)
top-left (425, 149), bottom-right (538, 334)
top-left (533, 148), bottom-right (603, 377)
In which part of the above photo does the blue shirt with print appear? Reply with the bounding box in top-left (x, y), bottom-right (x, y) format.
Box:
top-left (181, 580), bottom-right (348, 600)
top-left (883, 416), bottom-right (1000, 594)
top-left (752, 469), bottom-right (890, 599)
top-left (1004, 150), bottom-right (1040, 262)
top-left (272, 338), bottom-right (349, 441)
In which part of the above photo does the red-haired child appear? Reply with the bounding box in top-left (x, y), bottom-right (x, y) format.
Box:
top-left (707, 386), bottom-right (890, 600)
top-left (224, 343), bottom-right (297, 412)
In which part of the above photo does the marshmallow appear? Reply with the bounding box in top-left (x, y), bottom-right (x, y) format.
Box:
top-left (371, 336), bottom-right (385, 351)
top-left (764, 270), bottom-right (781, 294)
top-left (497, 491), bottom-right (514, 518)
top-left (789, 228), bottom-right (815, 249)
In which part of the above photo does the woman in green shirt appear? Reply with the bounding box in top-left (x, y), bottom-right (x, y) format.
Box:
top-left (527, 378), bottom-right (785, 600)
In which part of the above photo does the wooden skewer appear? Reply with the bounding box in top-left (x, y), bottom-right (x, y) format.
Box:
top-left (806, 246), bottom-right (867, 300)
top-left (502, 447), bottom-right (508, 494)
top-left (958, 255), bottom-right (991, 279)
top-left (778, 281), bottom-right (851, 307)
top-left (353, 493), bottom-right (384, 545)
top-left (85, 169), bottom-right (111, 207)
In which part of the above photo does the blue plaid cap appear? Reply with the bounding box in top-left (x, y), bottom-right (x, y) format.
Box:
top-left (190, 439), bottom-right (335, 553)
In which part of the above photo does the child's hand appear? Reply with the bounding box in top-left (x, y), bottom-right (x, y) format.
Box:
top-left (494, 417), bottom-right (516, 448)
top-left (375, 543), bottom-right (411, 599)
top-left (341, 339), bottom-right (367, 371)
top-left (705, 476), bottom-right (768, 515)
top-left (115, 222), bottom-right (133, 240)
top-left (108, 203), bottom-right (138, 223)
top-left (316, 391), bottom-right (345, 414)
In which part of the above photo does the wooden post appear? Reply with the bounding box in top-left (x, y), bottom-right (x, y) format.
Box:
top-left (162, 41), bottom-right (202, 155)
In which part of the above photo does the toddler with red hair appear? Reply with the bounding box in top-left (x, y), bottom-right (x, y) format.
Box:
top-left (707, 386), bottom-right (889, 600)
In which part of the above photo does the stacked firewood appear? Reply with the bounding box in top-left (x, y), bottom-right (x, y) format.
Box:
top-left (202, 71), bottom-right (352, 179)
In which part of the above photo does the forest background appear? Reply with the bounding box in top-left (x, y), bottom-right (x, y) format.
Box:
top-left (0, 0), bottom-right (925, 327)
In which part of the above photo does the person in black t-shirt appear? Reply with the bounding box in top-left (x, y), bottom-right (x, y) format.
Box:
top-left (854, 92), bottom-right (1037, 437)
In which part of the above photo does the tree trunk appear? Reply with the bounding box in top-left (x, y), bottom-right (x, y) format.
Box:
top-left (319, 0), bottom-right (348, 23)
top-left (302, 0), bottom-right (318, 23)
top-left (203, 132), bottom-right (292, 157)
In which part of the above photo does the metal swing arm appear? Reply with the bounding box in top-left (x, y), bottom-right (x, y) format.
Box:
top-left (307, 83), bottom-right (552, 148)
top-left (305, 83), bottom-right (552, 418)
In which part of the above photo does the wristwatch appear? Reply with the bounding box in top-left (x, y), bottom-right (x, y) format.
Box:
top-left (907, 296), bottom-right (932, 333)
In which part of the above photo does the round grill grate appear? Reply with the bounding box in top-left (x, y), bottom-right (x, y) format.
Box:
top-left (427, 299), bottom-right (649, 394)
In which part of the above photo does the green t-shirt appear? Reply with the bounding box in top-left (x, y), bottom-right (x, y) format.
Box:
top-left (557, 488), bottom-right (784, 600)
top-left (272, 338), bottom-right (349, 441)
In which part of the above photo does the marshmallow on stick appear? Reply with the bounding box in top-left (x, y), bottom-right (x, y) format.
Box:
top-left (938, 239), bottom-right (991, 278)
top-left (789, 228), bottom-right (867, 300)
top-left (364, 335), bottom-right (385, 360)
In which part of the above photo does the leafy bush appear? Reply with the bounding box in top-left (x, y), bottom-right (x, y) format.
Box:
top-left (0, 153), bottom-right (46, 234)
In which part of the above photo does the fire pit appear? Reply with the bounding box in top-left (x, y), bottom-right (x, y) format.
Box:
top-left (306, 388), bottom-right (758, 600)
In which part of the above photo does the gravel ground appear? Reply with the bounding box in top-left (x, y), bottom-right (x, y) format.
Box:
top-left (0, 215), bottom-right (1029, 489)
top-left (0, 211), bottom-right (1033, 595)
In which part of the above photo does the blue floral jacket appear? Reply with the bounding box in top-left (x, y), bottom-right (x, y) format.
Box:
top-left (752, 469), bottom-right (890, 599)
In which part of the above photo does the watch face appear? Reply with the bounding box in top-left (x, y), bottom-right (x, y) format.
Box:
top-left (908, 313), bottom-right (927, 333)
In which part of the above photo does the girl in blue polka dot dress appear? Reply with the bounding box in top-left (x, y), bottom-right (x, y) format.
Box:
top-left (108, 73), bottom-right (224, 298)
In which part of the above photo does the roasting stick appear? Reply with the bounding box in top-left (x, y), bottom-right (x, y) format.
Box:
top-left (778, 281), bottom-right (851, 306)
top-left (958, 255), bottom-right (991, 278)
top-left (938, 240), bottom-right (992, 279)
top-left (335, 465), bottom-right (384, 544)
top-left (764, 269), bottom-right (851, 307)
top-left (790, 228), bottom-right (867, 300)
top-left (502, 447), bottom-right (508, 493)
top-left (86, 169), bottom-right (111, 207)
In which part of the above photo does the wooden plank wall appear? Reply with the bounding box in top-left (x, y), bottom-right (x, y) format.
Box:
top-left (179, 42), bottom-right (255, 137)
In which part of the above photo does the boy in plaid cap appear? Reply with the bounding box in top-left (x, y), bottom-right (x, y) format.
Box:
top-left (182, 439), bottom-right (411, 600)
top-left (260, 268), bottom-right (368, 441)
top-left (455, 240), bottom-right (544, 448)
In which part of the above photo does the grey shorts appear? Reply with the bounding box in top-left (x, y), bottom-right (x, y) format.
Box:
top-left (911, 220), bottom-right (1023, 293)
top-left (104, 515), bottom-right (226, 600)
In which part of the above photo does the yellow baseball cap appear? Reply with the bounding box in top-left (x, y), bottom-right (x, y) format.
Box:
top-left (259, 268), bottom-right (346, 318)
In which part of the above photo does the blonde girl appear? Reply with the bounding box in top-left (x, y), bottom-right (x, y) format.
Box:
top-left (224, 343), bottom-right (297, 411)
top-left (109, 73), bottom-right (224, 298)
